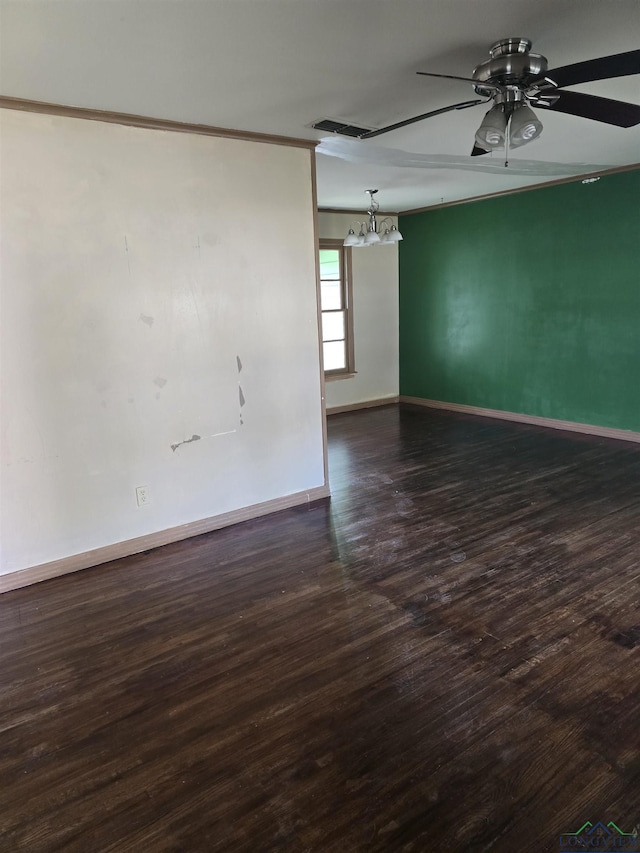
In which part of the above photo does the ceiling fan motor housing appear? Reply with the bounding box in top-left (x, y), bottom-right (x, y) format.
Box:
top-left (472, 38), bottom-right (548, 96)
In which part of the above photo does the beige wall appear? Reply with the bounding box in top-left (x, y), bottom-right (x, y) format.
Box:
top-left (319, 211), bottom-right (399, 409)
top-left (0, 109), bottom-right (325, 576)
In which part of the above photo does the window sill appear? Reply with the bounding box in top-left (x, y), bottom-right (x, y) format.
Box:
top-left (325, 372), bottom-right (357, 382)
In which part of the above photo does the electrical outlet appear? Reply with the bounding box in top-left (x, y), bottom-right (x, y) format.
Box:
top-left (136, 486), bottom-right (150, 507)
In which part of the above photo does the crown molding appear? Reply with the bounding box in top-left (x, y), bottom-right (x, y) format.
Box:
top-left (0, 95), bottom-right (317, 150)
top-left (400, 163), bottom-right (640, 216)
top-left (318, 207), bottom-right (399, 216)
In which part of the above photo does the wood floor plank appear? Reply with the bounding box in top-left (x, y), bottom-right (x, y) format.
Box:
top-left (1, 404), bottom-right (639, 851)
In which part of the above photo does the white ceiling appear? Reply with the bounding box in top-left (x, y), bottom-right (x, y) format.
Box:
top-left (1, 0), bottom-right (638, 211)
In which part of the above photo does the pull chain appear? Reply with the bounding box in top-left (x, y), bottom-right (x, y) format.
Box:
top-left (504, 116), bottom-right (510, 168)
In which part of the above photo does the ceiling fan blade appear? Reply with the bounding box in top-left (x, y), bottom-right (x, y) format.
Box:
top-left (417, 71), bottom-right (500, 91)
top-left (471, 144), bottom-right (490, 156)
top-left (360, 100), bottom-right (485, 139)
top-left (536, 90), bottom-right (640, 127)
top-left (535, 49), bottom-right (640, 90)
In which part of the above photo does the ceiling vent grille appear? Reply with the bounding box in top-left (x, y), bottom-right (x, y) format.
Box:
top-left (310, 118), bottom-right (374, 138)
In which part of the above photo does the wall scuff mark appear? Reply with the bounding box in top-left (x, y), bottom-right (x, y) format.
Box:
top-left (171, 434), bottom-right (202, 453)
top-left (238, 356), bottom-right (245, 424)
top-left (139, 313), bottom-right (154, 327)
top-left (239, 385), bottom-right (245, 425)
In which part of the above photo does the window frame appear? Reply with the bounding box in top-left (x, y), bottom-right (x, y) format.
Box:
top-left (319, 239), bottom-right (355, 380)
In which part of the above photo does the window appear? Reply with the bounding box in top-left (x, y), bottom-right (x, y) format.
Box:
top-left (319, 240), bottom-right (354, 378)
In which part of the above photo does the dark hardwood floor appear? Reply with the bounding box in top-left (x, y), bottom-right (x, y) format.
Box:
top-left (1, 404), bottom-right (639, 852)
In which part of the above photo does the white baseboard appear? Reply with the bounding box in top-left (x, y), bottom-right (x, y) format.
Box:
top-left (0, 485), bottom-right (331, 594)
top-left (399, 396), bottom-right (640, 444)
top-left (327, 395), bottom-right (399, 415)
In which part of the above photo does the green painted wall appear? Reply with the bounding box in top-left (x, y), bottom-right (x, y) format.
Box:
top-left (399, 169), bottom-right (640, 432)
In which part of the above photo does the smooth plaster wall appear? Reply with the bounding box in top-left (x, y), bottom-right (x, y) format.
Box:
top-left (399, 169), bottom-right (640, 433)
top-left (319, 211), bottom-right (399, 408)
top-left (0, 108), bottom-right (324, 575)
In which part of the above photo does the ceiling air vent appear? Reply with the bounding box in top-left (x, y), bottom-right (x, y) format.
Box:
top-left (310, 118), bottom-right (374, 138)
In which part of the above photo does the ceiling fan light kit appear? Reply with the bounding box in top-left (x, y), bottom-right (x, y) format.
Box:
top-left (474, 100), bottom-right (544, 153)
top-left (343, 190), bottom-right (403, 248)
top-left (508, 104), bottom-right (543, 147)
top-left (474, 104), bottom-right (508, 150)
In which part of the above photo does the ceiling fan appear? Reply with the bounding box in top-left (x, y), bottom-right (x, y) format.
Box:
top-left (316, 39), bottom-right (640, 156)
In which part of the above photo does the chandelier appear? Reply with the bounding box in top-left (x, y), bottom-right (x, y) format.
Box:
top-left (343, 190), bottom-right (403, 248)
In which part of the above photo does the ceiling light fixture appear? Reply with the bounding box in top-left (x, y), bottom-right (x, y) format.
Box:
top-left (343, 190), bottom-right (403, 248)
top-left (475, 101), bottom-right (543, 153)
top-left (474, 104), bottom-right (508, 150)
top-left (509, 104), bottom-right (543, 147)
